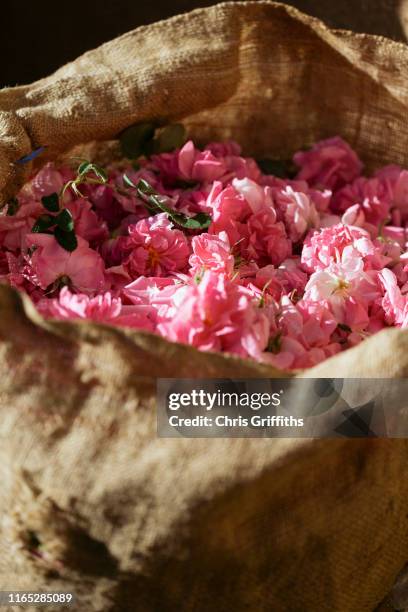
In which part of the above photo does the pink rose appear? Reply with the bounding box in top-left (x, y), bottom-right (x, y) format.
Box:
top-left (332, 177), bottom-right (390, 225)
top-left (157, 271), bottom-right (271, 359)
top-left (274, 185), bottom-right (319, 242)
top-left (293, 136), bottom-right (363, 190)
top-left (178, 141), bottom-right (227, 183)
top-left (123, 213), bottom-right (190, 278)
top-left (189, 232), bottom-right (234, 276)
top-left (243, 208), bottom-right (291, 266)
top-left (27, 234), bottom-right (106, 293)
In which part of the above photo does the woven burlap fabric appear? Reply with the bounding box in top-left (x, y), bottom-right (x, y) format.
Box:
top-left (1, 2), bottom-right (408, 610)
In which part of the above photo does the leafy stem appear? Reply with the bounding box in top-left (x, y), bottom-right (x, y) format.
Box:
top-left (124, 176), bottom-right (211, 230)
top-left (32, 198), bottom-right (77, 252)
top-left (61, 160), bottom-right (108, 201)
top-left (31, 160), bottom-right (108, 251)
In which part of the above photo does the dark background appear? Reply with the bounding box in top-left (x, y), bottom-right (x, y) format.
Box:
top-left (0, 0), bottom-right (406, 88)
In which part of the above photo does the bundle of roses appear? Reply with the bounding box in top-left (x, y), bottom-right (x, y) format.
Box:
top-left (2, 128), bottom-right (408, 370)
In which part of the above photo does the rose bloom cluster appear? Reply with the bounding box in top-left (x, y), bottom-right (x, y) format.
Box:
top-left (2, 136), bottom-right (408, 370)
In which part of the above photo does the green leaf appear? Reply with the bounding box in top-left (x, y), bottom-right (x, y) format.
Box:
top-left (54, 227), bottom-right (78, 251)
top-left (182, 212), bottom-right (211, 230)
top-left (120, 123), bottom-right (156, 159)
top-left (257, 158), bottom-right (297, 178)
top-left (155, 124), bottom-right (186, 153)
top-left (91, 164), bottom-right (108, 182)
top-left (137, 178), bottom-right (157, 197)
top-left (78, 161), bottom-right (92, 175)
top-left (32, 214), bottom-right (55, 233)
top-left (6, 197), bottom-right (19, 216)
top-left (55, 209), bottom-right (74, 232)
top-left (123, 173), bottom-right (137, 188)
top-left (77, 162), bottom-right (107, 182)
top-left (41, 192), bottom-right (59, 212)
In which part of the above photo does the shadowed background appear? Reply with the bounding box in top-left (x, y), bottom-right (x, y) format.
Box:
top-left (1, 0), bottom-right (407, 88)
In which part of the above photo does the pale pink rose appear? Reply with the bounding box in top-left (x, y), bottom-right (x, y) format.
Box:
top-left (124, 276), bottom-right (179, 303)
top-left (27, 234), bottom-right (106, 293)
top-left (123, 213), bottom-right (190, 278)
top-left (189, 232), bottom-right (234, 276)
top-left (293, 136), bottom-right (363, 190)
top-left (274, 185), bottom-right (319, 242)
top-left (232, 178), bottom-right (275, 214)
top-left (266, 179), bottom-right (332, 213)
top-left (301, 223), bottom-right (384, 272)
top-left (303, 251), bottom-right (379, 325)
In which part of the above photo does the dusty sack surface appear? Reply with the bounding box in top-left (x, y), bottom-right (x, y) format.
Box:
top-left (1, 2), bottom-right (408, 610)
top-left (1, 286), bottom-right (408, 612)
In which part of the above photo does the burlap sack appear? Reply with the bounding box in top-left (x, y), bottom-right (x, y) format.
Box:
top-left (1, 2), bottom-right (408, 611)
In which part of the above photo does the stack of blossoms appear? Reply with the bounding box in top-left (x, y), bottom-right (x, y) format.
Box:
top-left (2, 134), bottom-right (408, 370)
